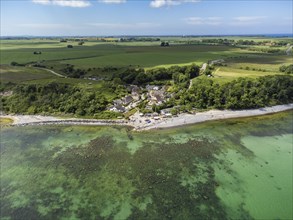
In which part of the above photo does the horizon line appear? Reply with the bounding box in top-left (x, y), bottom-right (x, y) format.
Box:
top-left (1, 33), bottom-right (293, 38)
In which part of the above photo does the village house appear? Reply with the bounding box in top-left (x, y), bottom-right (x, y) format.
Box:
top-left (130, 85), bottom-right (141, 101)
top-left (148, 90), bottom-right (165, 105)
top-left (123, 96), bottom-right (134, 105)
top-left (161, 108), bottom-right (173, 117)
top-left (109, 104), bottom-right (125, 113)
top-left (113, 99), bottom-right (123, 106)
top-left (146, 85), bottom-right (161, 91)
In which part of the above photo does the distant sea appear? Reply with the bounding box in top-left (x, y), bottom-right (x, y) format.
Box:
top-left (1, 33), bottom-right (292, 39)
top-left (263, 33), bottom-right (293, 38)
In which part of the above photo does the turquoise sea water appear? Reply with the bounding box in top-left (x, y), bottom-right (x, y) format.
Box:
top-left (0, 111), bottom-right (292, 219)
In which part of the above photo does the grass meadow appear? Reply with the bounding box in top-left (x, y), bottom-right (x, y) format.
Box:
top-left (0, 65), bottom-right (56, 83)
top-left (207, 55), bottom-right (292, 83)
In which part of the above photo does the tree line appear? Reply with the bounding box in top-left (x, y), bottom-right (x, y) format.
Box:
top-left (112, 64), bottom-right (199, 86)
top-left (181, 75), bottom-right (293, 110)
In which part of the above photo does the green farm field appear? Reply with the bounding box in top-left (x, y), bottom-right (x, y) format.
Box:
top-left (64, 47), bottom-right (242, 69)
top-left (0, 37), bottom-right (291, 85)
top-left (0, 38), bottom-right (265, 69)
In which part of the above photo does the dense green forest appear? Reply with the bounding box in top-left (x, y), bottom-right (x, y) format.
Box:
top-left (1, 74), bottom-right (292, 118)
top-left (1, 82), bottom-right (123, 118)
top-left (187, 75), bottom-right (293, 109)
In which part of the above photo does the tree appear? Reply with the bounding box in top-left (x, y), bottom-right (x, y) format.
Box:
top-left (160, 42), bottom-right (169, 47)
top-left (170, 108), bottom-right (178, 115)
top-left (152, 104), bottom-right (160, 113)
top-left (185, 64), bottom-right (199, 78)
top-left (113, 77), bottom-right (123, 85)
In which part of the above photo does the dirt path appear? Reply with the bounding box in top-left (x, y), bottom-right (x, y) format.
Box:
top-left (35, 67), bottom-right (65, 78)
top-left (286, 46), bottom-right (292, 55)
top-left (188, 79), bottom-right (193, 90)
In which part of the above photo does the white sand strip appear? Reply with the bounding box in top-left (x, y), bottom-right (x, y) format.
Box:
top-left (1, 104), bottom-right (292, 130)
top-left (142, 104), bottom-right (293, 130)
top-left (0, 115), bottom-right (127, 127)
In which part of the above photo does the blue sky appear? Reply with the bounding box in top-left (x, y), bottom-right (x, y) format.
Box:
top-left (1, 0), bottom-right (292, 36)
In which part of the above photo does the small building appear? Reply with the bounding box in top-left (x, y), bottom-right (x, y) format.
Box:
top-left (128, 85), bottom-right (140, 93)
top-left (161, 108), bottom-right (173, 115)
top-left (110, 104), bottom-right (125, 113)
top-left (146, 85), bottom-right (157, 91)
top-left (153, 93), bottom-right (164, 104)
top-left (130, 86), bottom-right (141, 101)
top-left (209, 59), bottom-right (224, 66)
top-left (113, 99), bottom-right (123, 106)
top-left (132, 95), bottom-right (140, 101)
top-left (123, 96), bottom-right (133, 105)
top-left (153, 86), bottom-right (160, 91)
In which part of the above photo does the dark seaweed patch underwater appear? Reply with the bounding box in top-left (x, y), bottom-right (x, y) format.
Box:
top-left (0, 111), bottom-right (292, 220)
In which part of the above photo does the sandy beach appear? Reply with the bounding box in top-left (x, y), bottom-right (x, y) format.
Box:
top-left (141, 104), bottom-right (293, 130)
top-left (1, 104), bottom-right (292, 130)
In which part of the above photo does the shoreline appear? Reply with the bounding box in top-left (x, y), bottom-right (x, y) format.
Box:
top-left (1, 104), bottom-right (292, 130)
top-left (139, 104), bottom-right (293, 130)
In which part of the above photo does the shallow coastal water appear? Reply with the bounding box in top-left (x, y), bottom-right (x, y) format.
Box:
top-left (0, 111), bottom-right (292, 219)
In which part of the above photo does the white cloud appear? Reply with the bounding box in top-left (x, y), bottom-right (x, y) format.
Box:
top-left (18, 22), bottom-right (161, 30)
top-left (231, 16), bottom-right (267, 26)
top-left (185, 17), bottom-right (223, 25)
top-left (233, 16), bottom-right (266, 22)
top-left (150, 0), bottom-right (165, 8)
top-left (19, 23), bottom-right (72, 29)
top-left (98, 0), bottom-right (126, 3)
top-left (32, 0), bottom-right (51, 5)
top-left (150, 0), bottom-right (200, 8)
top-left (32, 0), bottom-right (91, 7)
top-left (88, 22), bottom-right (161, 29)
top-left (185, 16), bottom-right (267, 26)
